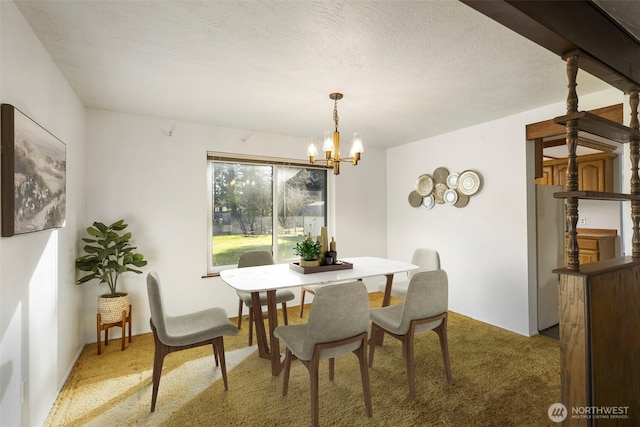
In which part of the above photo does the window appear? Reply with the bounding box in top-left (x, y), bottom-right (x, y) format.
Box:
top-left (207, 155), bottom-right (330, 271)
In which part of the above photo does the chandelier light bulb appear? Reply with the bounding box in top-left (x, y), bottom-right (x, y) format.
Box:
top-left (350, 132), bottom-right (364, 156)
top-left (307, 137), bottom-right (319, 163)
top-left (322, 130), bottom-right (334, 156)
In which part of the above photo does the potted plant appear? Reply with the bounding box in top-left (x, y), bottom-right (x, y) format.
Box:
top-left (75, 219), bottom-right (147, 324)
top-left (294, 238), bottom-right (322, 267)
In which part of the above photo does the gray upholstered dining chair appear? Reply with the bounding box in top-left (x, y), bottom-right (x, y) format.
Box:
top-left (146, 272), bottom-right (238, 412)
top-left (236, 250), bottom-right (295, 345)
top-left (377, 248), bottom-right (441, 299)
top-left (298, 284), bottom-right (324, 318)
top-left (369, 269), bottom-right (452, 399)
top-left (275, 281), bottom-right (372, 427)
top-left (299, 280), bottom-right (353, 318)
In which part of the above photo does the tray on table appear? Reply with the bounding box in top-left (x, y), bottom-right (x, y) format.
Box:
top-left (289, 261), bottom-right (353, 274)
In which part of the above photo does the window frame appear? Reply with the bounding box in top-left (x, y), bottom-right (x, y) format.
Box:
top-left (206, 152), bottom-right (335, 274)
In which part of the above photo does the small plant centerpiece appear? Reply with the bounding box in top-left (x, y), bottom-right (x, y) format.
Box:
top-left (75, 220), bottom-right (147, 324)
top-left (294, 235), bottom-right (322, 268)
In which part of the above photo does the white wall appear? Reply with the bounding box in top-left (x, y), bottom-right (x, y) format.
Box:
top-left (388, 113), bottom-right (534, 335)
top-left (0, 2), bottom-right (86, 426)
top-left (83, 109), bottom-right (387, 343)
top-left (386, 87), bottom-right (624, 336)
top-left (1, 2), bottom-right (629, 423)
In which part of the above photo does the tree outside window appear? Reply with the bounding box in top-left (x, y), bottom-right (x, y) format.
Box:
top-left (210, 160), bottom-right (327, 267)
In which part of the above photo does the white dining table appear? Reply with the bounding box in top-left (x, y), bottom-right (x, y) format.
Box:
top-left (220, 256), bottom-right (418, 376)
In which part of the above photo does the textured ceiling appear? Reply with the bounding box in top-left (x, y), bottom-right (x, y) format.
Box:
top-left (14, 0), bottom-right (624, 149)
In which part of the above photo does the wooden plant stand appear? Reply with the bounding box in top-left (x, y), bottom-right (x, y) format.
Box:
top-left (97, 304), bottom-right (132, 355)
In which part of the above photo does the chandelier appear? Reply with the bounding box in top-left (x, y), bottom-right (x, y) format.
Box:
top-left (307, 92), bottom-right (364, 175)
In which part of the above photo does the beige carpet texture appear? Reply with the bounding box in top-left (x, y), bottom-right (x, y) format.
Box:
top-left (45, 293), bottom-right (561, 426)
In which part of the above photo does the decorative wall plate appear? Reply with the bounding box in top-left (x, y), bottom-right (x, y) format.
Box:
top-left (433, 183), bottom-right (447, 204)
top-left (415, 174), bottom-right (434, 196)
top-left (454, 194), bottom-right (469, 208)
top-left (444, 188), bottom-right (458, 205)
top-left (457, 170), bottom-right (483, 196)
top-left (422, 194), bottom-right (435, 209)
top-left (408, 190), bottom-right (423, 207)
top-left (433, 167), bottom-right (449, 184)
top-left (446, 172), bottom-right (459, 189)
top-left (411, 167), bottom-right (481, 211)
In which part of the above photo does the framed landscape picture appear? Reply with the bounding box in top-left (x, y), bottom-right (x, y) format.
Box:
top-left (1, 104), bottom-right (66, 237)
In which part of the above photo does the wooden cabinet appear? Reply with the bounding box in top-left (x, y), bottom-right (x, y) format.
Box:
top-left (538, 165), bottom-right (554, 185)
top-left (555, 162), bottom-right (568, 189)
top-left (558, 259), bottom-right (640, 427)
top-left (578, 158), bottom-right (606, 191)
top-left (574, 236), bottom-right (599, 264)
top-left (565, 228), bottom-right (619, 265)
top-left (535, 152), bottom-right (615, 192)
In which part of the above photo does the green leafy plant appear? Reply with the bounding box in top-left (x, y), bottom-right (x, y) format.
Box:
top-left (75, 220), bottom-right (147, 297)
top-left (293, 239), bottom-right (322, 261)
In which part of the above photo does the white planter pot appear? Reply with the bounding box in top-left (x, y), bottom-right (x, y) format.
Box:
top-left (98, 293), bottom-right (130, 324)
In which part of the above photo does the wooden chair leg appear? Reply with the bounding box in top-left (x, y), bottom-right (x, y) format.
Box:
top-left (212, 342), bottom-right (219, 367)
top-left (282, 348), bottom-right (293, 396)
top-left (368, 323), bottom-right (380, 368)
top-left (237, 298), bottom-right (244, 329)
top-left (97, 313), bottom-right (102, 355)
top-left (105, 324), bottom-right (109, 346)
top-left (150, 331), bottom-right (168, 412)
top-left (371, 320), bottom-right (384, 348)
top-left (299, 288), bottom-right (306, 317)
top-left (356, 339), bottom-right (373, 417)
top-left (435, 319), bottom-right (452, 382)
top-left (329, 358), bottom-right (335, 381)
top-left (282, 302), bottom-right (289, 325)
top-left (248, 306), bottom-right (254, 346)
top-left (404, 332), bottom-right (416, 399)
top-left (310, 355), bottom-right (321, 427)
top-left (212, 337), bottom-right (229, 390)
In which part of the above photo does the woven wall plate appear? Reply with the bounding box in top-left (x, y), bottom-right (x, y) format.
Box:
top-left (433, 183), bottom-right (447, 204)
top-left (454, 193), bottom-right (470, 208)
top-left (408, 190), bottom-right (423, 207)
top-left (433, 167), bottom-right (449, 184)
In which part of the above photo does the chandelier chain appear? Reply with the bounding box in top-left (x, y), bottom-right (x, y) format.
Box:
top-left (333, 98), bottom-right (339, 132)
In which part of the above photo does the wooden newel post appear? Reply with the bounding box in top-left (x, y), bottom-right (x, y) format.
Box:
top-left (629, 90), bottom-right (640, 258)
top-left (565, 54), bottom-right (580, 270)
